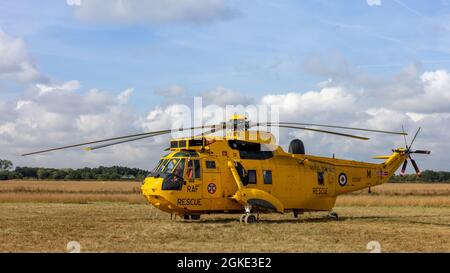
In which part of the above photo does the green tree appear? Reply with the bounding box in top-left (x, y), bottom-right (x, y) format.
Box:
top-left (0, 159), bottom-right (13, 171)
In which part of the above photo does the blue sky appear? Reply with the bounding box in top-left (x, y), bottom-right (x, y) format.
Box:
top-left (2, 0), bottom-right (450, 110)
top-left (1, 0), bottom-right (450, 170)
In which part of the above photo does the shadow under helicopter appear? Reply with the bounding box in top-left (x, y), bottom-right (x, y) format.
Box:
top-left (179, 214), bottom-right (450, 227)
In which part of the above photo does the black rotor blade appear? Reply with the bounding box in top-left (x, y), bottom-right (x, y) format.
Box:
top-left (409, 156), bottom-right (421, 176)
top-left (411, 150), bottom-right (431, 155)
top-left (400, 159), bottom-right (408, 176)
top-left (195, 123), bottom-right (227, 137)
top-left (259, 124), bottom-right (369, 140)
top-left (21, 124), bottom-right (220, 156)
top-left (84, 132), bottom-right (168, 151)
top-left (260, 122), bottom-right (407, 135)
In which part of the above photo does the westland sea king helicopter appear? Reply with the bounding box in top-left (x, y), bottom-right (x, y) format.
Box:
top-left (23, 114), bottom-right (430, 223)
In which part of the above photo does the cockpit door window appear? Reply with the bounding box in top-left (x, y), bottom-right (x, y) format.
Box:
top-left (187, 159), bottom-right (201, 180)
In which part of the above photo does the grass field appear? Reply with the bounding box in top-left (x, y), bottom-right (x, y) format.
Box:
top-left (0, 180), bottom-right (449, 252)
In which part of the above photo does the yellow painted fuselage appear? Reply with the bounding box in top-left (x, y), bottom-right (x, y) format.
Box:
top-left (141, 132), bottom-right (407, 216)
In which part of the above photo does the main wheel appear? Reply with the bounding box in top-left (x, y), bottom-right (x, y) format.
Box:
top-left (244, 214), bottom-right (257, 224)
top-left (191, 215), bottom-right (201, 220)
top-left (239, 214), bottom-right (246, 223)
top-left (328, 212), bottom-right (338, 220)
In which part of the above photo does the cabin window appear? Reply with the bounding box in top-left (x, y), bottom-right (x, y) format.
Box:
top-left (235, 162), bottom-right (248, 185)
top-left (228, 140), bottom-right (273, 160)
top-left (206, 160), bottom-right (216, 169)
top-left (187, 159), bottom-right (201, 179)
top-left (179, 140), bottom-right (187, 148)
top-left (188, 139), bottom-right (204, 147)
top-left (263, 170), bottom-right (272, 184)
top-left (248, 170), bottom-right (257, 184)
top-left (317, 172), bottom-right (324, 185)
top-left (173, 151), bottom-right (199, 157)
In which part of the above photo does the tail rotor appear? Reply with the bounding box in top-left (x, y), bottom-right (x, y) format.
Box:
top-left (398, 127), bottom-right (431, 177)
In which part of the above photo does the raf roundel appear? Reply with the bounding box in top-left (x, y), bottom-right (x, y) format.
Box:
top-left (207, 183), bottom-right (217, 194)
top-left (338, 173), bottom-right (347, 187)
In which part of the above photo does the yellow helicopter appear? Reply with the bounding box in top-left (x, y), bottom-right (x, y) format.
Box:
top-left (23, 114), bottom-right (430, 223)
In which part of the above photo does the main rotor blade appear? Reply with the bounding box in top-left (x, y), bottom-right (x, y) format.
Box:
top-left (260, 124), bottom-right (370, 140)
top-left (402, 124), bottom-right (408, 148)
top-left (21, 124), bottom-right (220, 156)
top-left (84, 132), bottom-right (168, 151)
top-left (195, 125), bottom-right (226, 137)
top-left (260, 122), bottom-right (407, 136)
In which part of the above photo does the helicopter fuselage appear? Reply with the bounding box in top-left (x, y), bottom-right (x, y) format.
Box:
top-left (141, 132), bottom-right (407, 216)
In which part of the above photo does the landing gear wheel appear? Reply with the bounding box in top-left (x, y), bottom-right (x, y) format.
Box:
top-left (239, 214), bottom-right (246, 223)
top-left (327, 212), bottom-right (338, 220)
top-left (244, 214), bottom-right (257, 224)
top-left (191, 215), bottom-right (201, 221)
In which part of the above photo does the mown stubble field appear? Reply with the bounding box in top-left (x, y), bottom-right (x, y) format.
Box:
top-left (0, 180), bottom-right (449, 252)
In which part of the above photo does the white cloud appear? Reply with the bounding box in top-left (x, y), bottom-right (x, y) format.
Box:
top-left (367, 0), bottom-right (382, 6)
top-left (0, 29), bottom-right (40, 82)
top-left (261, 86), bottom-right (355, 118)
top-left (71, 0), bottom-right (238, 25)
top-left (117, 88), bottom-right (134, 104)
top-left (36, 80), bottom-right (80, 96)
top-left (155, 85), bottom-right (186, 97)
top-left (201, 86), bottom-right (254, 106)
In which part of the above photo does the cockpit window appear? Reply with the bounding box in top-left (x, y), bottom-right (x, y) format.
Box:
top-left (173, 159), bottom-right (186, 177)
top-left (164, 158), bottom-right (180, 174)
top-left (153, 159), bottom-right (163, 172)
top-left (155, 159), bottom-right (168, 172)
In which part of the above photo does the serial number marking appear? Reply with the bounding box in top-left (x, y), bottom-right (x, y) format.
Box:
top-left (312, 187), bottom-right (328, 195)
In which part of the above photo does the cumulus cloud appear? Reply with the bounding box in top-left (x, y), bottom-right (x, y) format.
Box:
top-left (0, 80), bottom-right (159, 168)
top-left (154, 84), bottom-right (186, 97)
top-left (71, 0), bottom-right (239, 25)
top-left (367, 0), bottom-right (382, 6)
top-left (1, 30), bottom-right (448, 171)
top-left (200, 86), bottom-right (254, 106)
top-left (0, 29), bottom-right (40, 82)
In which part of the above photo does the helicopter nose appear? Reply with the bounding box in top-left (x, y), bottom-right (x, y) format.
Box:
top-left (141, 176), bottom-right (163, 196)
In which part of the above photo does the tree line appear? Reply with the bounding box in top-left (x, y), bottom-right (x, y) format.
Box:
top-left (0, 158), bottom-right (449, 182)
top-left (389, 170), bottom-right (450, 183)
top-left (0, 159), bottom-right (149, 181)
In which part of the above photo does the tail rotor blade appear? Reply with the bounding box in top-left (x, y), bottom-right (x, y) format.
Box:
top-left (412, 150), bottom-right (431, 155)
top-left (400, 159), bottom-right (408, 176)
top-left (408, 127), bottom-right (421, 151)
top-left (409, 157), bottom-right (421, 176)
